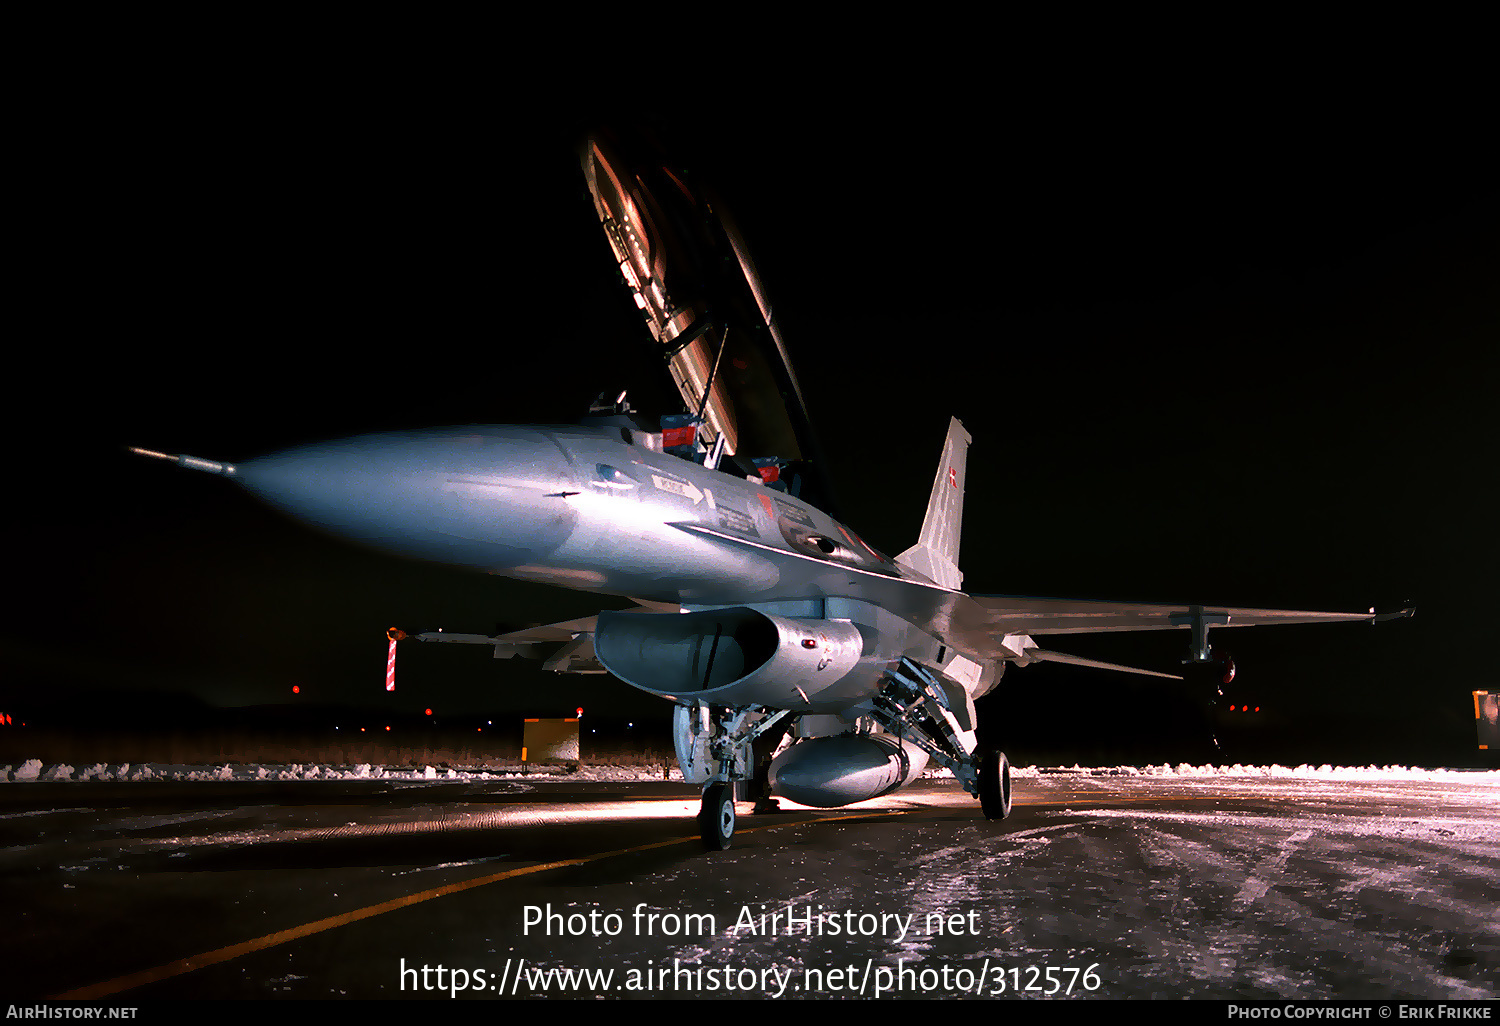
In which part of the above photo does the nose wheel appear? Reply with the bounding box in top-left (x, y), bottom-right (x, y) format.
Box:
top-left (698, 782), bottom-right (736, 850)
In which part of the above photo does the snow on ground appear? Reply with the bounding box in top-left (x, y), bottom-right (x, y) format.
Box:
top-left (1038, 763), bottom-right (1500, 781)
top-left (2, 757), bottom-right (1496, 784)
top-left (0, 758), bottom-right (681, 783)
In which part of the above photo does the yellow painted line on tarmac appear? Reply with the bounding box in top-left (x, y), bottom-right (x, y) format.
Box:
top-left (53, 808), bottom-right (907, 1000)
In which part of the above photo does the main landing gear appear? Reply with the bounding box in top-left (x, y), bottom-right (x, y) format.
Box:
top-left (871, 658), bottom-right (1013, 823)
top-left (977, 749), bottom-right (1012, 821)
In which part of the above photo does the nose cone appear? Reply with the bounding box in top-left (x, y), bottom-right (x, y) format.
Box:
top-left (235, 427), bottom-right (580, 570)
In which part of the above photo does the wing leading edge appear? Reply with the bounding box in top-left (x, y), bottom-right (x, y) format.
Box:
top-left (943, 596), bottom-right (1412, 680)
top-left (955, 595), bottom-right (1410, 637)
top-left (392, 600), bottom-right (681, 674)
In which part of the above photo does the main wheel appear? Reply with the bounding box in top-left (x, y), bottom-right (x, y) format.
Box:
top-left (698, 782), bottom-right (736, 850)
top-left (978, 749), bottom-right (1012, 821)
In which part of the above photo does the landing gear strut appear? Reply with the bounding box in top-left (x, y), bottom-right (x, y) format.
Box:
top-left (676, 704), bottom-right (790, 851)
top-left (866, 659), bottom-right (1015, 824)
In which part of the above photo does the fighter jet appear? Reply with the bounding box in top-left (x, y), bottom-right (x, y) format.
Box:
top-left (132, 133), bottom-right (1413, 849)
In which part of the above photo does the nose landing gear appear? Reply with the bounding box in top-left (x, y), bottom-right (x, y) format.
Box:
top-left (698, 782), bottom-right (736, 850)
top-left (678, 705), bottom-right (791, 850)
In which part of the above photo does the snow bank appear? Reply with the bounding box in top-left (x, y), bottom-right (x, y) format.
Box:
top-left (1, 759), bottom-right (1494, 784)
top-left (1, 759), bottom-right (679, 783)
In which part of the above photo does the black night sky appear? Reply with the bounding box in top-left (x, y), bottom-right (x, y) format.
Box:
top-left (5, 80), bottom-right (1495, 766)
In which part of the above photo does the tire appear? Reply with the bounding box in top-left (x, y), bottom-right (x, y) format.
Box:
top-left (978, 750), bottom-right (1012, 821)
top-left (698, 782), bottom-right (735, 850)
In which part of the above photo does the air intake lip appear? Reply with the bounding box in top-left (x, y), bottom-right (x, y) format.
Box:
top-left (594, 608), bottom-right (864, 708)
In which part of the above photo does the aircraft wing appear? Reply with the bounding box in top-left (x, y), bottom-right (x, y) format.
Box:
top-left (946, 594), bottom-right (1412, 663)
top-left (953, 595), bottom-right (1408, 637)
top-left (395, 600), bottom-right (679, 674)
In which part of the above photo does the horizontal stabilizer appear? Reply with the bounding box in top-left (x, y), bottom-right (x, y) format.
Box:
top-left (1021, 646), bottom-right (1184, 681)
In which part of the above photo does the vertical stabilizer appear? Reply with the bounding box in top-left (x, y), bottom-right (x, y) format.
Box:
top-left (895, 417), bottom-right (971, 590)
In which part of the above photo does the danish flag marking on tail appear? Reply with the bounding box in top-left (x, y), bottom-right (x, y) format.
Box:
top-left (949, 467), bottom-right (957, 488)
